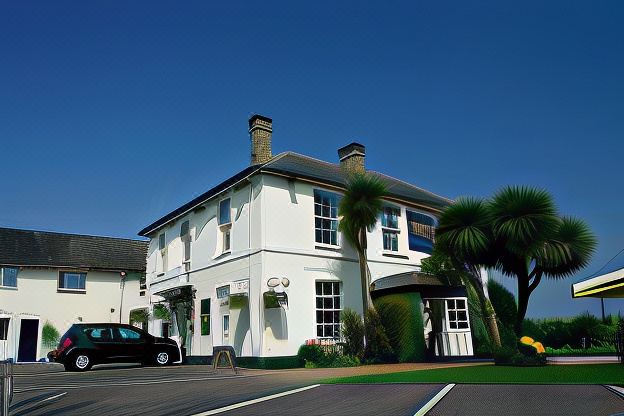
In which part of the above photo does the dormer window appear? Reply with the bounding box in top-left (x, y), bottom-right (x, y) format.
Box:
top-left (381, 206), bottom-right (400, 252)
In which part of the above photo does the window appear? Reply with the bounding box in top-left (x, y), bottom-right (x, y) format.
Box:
top-left (0, 318), bottom-right (8, 340)
top-left (406, 210), bottom-right (436, 254)
top-left (381, 206), bottom-right (400, 251)
top-left (218, 198), bottom-right (231, 225)
top-left (315, 281), bottom-right (342, 339)
top-left (222, 315), bottom-right (230, 339)
top-left (314, 190), bottom-right (339, 246)
top-left (118, 327), bottom-right (143, 340)
top-left (200, 298), bottom-right (210, 336)
top-left (446, 299), bottom-right (469, 330)
top-left (84, 327), bottom-right (113, 342)
top-left (180, 220), bottom-right (191, 262)
top-left (139, 275), bottom-right (146, 296)
top-left (58, 272), bottom-right (86, 291)
top-left (223, 228), bottom-right (231, 252)
top-left (158, 233), bottom-right (168, 272)
top-left (0, 267), bottom-right (18, 288)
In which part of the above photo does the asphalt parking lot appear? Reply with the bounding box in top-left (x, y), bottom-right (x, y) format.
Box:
top-left (8, 363), bottom-right (624, 415)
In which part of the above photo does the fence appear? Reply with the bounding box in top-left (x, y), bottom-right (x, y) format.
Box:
top-left (0, 360), bottom-right (13, 416)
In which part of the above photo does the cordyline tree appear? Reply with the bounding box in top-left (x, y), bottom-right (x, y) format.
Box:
top-left (436, 186), bottom-right (597, 334)
top-left (338, 172), bottom-right (387, 313)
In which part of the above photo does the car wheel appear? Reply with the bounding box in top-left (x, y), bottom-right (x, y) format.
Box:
top-left (154, 351), bottom-right (171, 366)
top-left (71, 353), bottom-right (93, 371)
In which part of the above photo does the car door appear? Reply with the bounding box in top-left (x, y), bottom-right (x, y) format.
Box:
top-left (84, 326), bottom-right (123, 362)
top-left (117, 326), bottom-right (147, 362)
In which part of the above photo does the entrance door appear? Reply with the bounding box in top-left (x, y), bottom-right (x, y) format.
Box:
top-left (17, 319), bottom-right (39, 362)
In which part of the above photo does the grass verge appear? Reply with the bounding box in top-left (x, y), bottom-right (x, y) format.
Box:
top-left (324, 364), bottom-right (624, 385)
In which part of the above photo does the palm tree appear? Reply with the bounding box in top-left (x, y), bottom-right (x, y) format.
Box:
top-left (338, 173), bottom-right (387, 313)
top-left (434, 198), bottom-right (502, 347)
top-left (437, 186), bottom-right (597, 334)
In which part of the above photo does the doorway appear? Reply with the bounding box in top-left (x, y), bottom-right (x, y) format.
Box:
top-left (18, 319), bottom-right (39, 362)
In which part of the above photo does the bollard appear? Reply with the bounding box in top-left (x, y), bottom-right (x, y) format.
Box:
top-left (0, 360), bottom-right (12, 416)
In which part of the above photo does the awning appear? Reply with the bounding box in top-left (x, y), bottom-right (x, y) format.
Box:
top-left (153, 284), bottom-right (194, 300)
top-left (572, 267), bottom-right (624, 298)
top-left (370, 271), bottom-right (466, 298)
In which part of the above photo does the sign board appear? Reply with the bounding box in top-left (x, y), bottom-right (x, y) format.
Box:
top-left (230, 279), bottom-right (249, 295)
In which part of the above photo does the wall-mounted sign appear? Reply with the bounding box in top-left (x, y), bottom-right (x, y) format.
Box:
top-left (230, 279), bottom-right (249, 295)
top-left (267, 277), bottom-right (280, 288)
top-left (216, 285), bottom-right (230, 299)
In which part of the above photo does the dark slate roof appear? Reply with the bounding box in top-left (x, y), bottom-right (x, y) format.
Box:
top-left (0, 227), bottom-right (148, 271)
top-left (138, 152), bottom-right (452, 236)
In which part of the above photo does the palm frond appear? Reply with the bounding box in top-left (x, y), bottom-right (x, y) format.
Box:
top-left (536, 216), bottom-right (597, 278)
top-left (489, 186), bottom-right (560, 252)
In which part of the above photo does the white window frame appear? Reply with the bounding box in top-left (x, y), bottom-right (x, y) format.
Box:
top-left (313, 189), bottom-right (340, 248)
top-left (381, 206), bottom-right (401, 252)
top-left (0, 267), bottom-right (18, 289)
top-left (222, 314), bottom-right (230, 340)
top-left (445, 297), bottom-right (470, 332)
top-left (218, 198), bottom-right (232, 254)
top-left (158, 232), bottom-right (168, 272)
top-left (314, 280), bottom-right (343, 339)
top-left (58, 270), bottom-right (87, 293)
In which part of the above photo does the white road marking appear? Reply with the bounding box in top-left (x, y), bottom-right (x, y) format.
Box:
top-left (191, 384), bottom-right (321, 415)
top-left (413, 383), bottom-right (455, 416)
top-left (39, 392), bottom-right (68, 403)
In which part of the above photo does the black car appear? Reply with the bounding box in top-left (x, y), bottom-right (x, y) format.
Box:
top-left (49, 323), bottom-right (181, 371)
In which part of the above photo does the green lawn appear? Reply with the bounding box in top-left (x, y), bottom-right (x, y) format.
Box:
top-left (324, 364), bottom-right (624, 385)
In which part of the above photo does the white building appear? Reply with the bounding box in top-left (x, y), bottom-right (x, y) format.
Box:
top-left (0, 227), bottom-right (149, 362)
top-left (140, 115), bottom-right (473, 364)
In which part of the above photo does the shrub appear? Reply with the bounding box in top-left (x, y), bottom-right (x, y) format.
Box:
top-left (341, 308), bottom-right (364, 359)
top-left (296, 344), bottom-right (360, 368)
top-left (487, 280), bottom-right (517, 329)
top-left (42, 321), bottom-right (60, 348)
top-left (374, 293), bottom-right (425, 362)
top-left (297, 344), bottom-right (325, 366)
top-left (153, 304), bottom-right (171, 321)
top-left (364, 308), bottom-right (396, 363)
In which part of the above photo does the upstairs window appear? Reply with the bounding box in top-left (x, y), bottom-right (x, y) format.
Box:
top-left (381, 206), bottom-right (400, 252)
top-left (0, 267), bottom-right (18, 288)
top-left (314, 190), bottom-right (339, 246)
top-left (180, 220), bottom-right (191, 262)
top-left (406, 210), bottom-right (436, 254)
top-left (158, 233), bottom-right (168, 272)
top-left (58, 271), bottom-right (87, 292)
top-left (218, 198), bottom-right (231, 225)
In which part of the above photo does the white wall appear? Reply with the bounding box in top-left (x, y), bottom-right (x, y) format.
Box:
top-left (0, 268), bottom-right (147, 344)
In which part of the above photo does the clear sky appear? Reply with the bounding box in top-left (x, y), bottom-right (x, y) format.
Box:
top-left (1, 1), bottom-right (622, 318)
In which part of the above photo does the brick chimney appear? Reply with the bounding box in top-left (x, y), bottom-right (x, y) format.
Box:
top-left (338, 142), bottom-right (366, 174)
top-left (249, 114), bottom-right (273, 165)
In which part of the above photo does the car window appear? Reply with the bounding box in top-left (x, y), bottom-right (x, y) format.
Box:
top-left (118, 327), bottom-right (142, 341)
top-left (84, 327), bottom-right (113, 342)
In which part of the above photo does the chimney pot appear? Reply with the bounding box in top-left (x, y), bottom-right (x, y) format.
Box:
top-left (249, 114), bottom-right (273, 165)
top-left (338, 142), bottom-right (366, 174)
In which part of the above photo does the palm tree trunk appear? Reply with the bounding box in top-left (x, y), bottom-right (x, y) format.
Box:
top-left (515, 279), bottom-right (530, 334)
top-left (470, 278), bottom-right (501, 348)
top-left (358, 228), bottom-right (372, 313)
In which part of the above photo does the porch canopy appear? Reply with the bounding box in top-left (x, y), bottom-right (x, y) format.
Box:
top-left (370, 271), bottom-right (466, 298)
top-left (572, 267), bottom-right (624, 298)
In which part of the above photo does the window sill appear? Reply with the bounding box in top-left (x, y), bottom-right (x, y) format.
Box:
top-left (212, 250), bottom-right (231, 260)
top-left (315, 243), bottom-right (342, 252)
top-left (0, 286), bottom-right (17, 291)
top-left (57, 289), bottom-right (87, 294)
top-left (381, 251), bottom-right (409, 259)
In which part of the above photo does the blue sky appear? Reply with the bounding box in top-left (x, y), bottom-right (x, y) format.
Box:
top-left (1, 1), bottom-right (622, 318)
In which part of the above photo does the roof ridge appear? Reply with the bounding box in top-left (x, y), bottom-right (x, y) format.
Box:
top-left (264, 151), bottom-right (340, 169)
top-left (0, 227), bottom-right (148, 243)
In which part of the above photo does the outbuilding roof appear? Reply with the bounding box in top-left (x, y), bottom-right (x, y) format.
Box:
top-left (138, 151), bottom-right (452, 236)
top-left (0, 227), bottom-right (148, 272)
